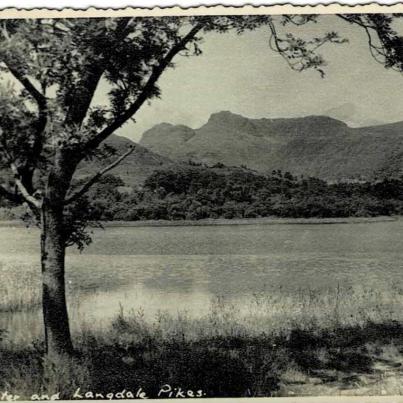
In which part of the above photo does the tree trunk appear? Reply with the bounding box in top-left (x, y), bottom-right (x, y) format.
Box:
top-left (40, 203), bottom-right (73, 357)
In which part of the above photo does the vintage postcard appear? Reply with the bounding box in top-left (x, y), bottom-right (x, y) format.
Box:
top-left (0, 3), bottom-right (402, 402)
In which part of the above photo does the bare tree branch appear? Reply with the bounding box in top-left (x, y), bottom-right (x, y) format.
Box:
top-left (81, 22), bottom-right (205, 154)
top-left (8, 161), bottom-right (41, 208)
top-left (3, 63), bottom-right (47, 109)
top-left (268, 20), bottom-right (301, 71)
top-left (64, 145), bottom-right (135, 205)
top-left (0, 131), bottom-right (41, 208)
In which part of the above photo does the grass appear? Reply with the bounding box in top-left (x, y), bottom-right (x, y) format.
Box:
top-left (0, 285), bottom-right (402, 398)
top-left (0, 263), bottom-right (41, 313)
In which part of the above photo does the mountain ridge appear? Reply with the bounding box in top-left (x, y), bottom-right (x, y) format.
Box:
top-left (139, 111), bottom-right (403, 180)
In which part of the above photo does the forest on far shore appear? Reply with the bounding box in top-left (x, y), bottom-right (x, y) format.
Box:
top-left (1, 164), bottom-right (402, 222)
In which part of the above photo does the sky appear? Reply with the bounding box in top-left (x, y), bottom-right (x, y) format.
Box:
top-left (28, 15), bottom-right (403, 142)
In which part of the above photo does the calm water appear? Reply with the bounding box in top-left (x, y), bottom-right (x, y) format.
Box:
top-left (0, 219), bottom-right (402, 343)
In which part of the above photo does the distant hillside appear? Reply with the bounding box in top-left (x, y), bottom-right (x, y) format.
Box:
top-left (139, 111), bottom-right (403, 180)
top-left (75, 134), bottom-right (178, 188)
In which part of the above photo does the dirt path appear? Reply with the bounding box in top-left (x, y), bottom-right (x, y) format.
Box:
top-left (277, 345), bottom-right (403, 396)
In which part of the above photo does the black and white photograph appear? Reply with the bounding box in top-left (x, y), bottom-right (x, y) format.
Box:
top-left (0, 5), bottom-right (402, 400)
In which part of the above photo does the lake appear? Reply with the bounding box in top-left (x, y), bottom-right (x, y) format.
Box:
top-left (0, 218), bottom-right (402, 345)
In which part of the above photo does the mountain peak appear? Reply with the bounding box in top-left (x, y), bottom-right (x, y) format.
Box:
top-left (152, 122), bottom-right (174, 129)
top-left (207, 111), bottom-right (247, 124)
top-left (300, 115), bottom-right (348, 126)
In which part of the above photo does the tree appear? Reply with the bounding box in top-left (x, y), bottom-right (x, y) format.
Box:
top-left (0, 13), bottom-right (401, 357)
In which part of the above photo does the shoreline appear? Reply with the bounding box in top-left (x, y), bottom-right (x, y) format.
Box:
top-left (0, 215), bottom-right (399, 228)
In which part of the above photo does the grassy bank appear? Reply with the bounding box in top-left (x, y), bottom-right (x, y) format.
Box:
top-left (1, 285), bottom-right (402, 398)
top-left (0, 215), bottom-right (399, 228)
top-left (99, 215), bottom-right (400, 227)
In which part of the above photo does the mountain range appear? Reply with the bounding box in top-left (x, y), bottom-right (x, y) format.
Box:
top-left (139, 111), bottom-right (403, 181)
top-left (2, 112), bottom-right (401, 200)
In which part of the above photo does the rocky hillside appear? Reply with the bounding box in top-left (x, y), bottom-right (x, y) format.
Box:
top-left (140, 111), bottom-right (403, 180)
top-left (75, 134), bottom-right (178, 188)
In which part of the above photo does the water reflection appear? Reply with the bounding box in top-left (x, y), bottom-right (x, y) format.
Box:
top-left (0, 220), bottom-right (402, 345)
